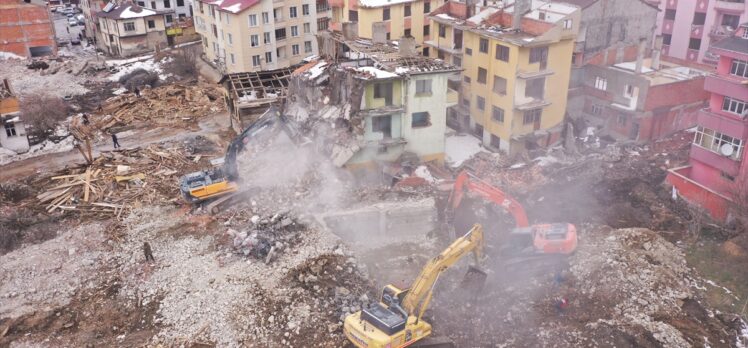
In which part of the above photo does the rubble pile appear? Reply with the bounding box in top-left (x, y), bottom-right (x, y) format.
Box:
top-left (0, 57), bottom-right (93, 98)
top-left (35, 144), bottom-right (199, 217)
top-left (227, 211), bottom-right (305, 262)
top-left (98, 83), bottom-right (224, 129)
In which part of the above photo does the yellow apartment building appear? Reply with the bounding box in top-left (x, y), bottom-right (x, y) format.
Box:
top-left (428, 0), bottom-right (580, 154)
top-left (96, 2), bottom-right (172, 57)
top-left (329, 0), bottom-right (433, 48)
top-left (194, 0), bottom-right (321, 73)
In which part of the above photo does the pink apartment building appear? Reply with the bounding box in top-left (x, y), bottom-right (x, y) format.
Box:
top-left (648, 0), bottom-right (747, 66)
top-left (666, 23), bottom-right (748, 221)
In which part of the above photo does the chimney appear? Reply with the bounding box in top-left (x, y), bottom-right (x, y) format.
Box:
top-left (398, 36), bottom-right (417, 56)
top-left (634, 39), bottom-right (646, 74)
top-left (342, 22), bottom-right (359, 41)
top-left (372, 22), bottom-right (387, 44)
top-left (652, 35), bottom-right (663, 70)
top-left (512, 0), bottom-right (530, 30)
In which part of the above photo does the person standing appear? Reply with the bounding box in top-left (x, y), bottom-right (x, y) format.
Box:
top-left (111, 132), bottom-right (121, 149)
top-left (143, 242), bottom-right (155, 262)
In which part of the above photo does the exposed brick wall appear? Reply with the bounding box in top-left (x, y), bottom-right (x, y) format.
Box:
top-left (644, 77), bottom-right (709, 111)
top-left (0, 0), bottom-right (57, 58)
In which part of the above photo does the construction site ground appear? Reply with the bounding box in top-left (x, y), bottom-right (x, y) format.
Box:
top-left (1, 60), bottom-right (746, 346)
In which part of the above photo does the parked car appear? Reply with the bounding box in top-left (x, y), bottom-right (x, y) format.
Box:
top-left (70, 37), bottom-right (81, 45)
top-left (67, 17), bottom-right (77, 26)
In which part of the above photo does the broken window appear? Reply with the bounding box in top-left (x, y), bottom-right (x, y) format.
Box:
top-left (349, 10), bottom-right (358, 21)
top-left (594, 76), bottom-right (607, 91)
top-left (664, 9), bottom-right (676, 20)
top-left (495, 44), bottom-right (509, 62)
top-left (479, 38), bottom-right (488, 53)
top-left (492, 106), bottom-right (504, 123)
top-left (693, 12), bottom-right (706, 25)
top-left (477, 67), bottom-right (487, 84)
top-left (404, 4), bottom-right (411, 17)
top-left (523, 109), bottom-right (541, 125)
top-left (124, 22), bottom-right (136, 31)
top-left (374, 82), bottom-right (393, 105)
top-left (416, 79), bottom-right (432, 95)
top-left (529, 46), bottom-right (548, 64)
top-left (411, 112), bottom-right (430, 127)
top-left (439, 24), bottom-right (446, 38)
top-left (493, 75), bottom-right (506, 95)
top-left (372, 115), bottom-right (392, 138)
top-left (688, 38), bottom-right (701, 50)
top-left (525, 77), bottom-right (545, 100)
top-left (383, 7), bottom-right (390, 20)
top-left (476, 96), bottom-right (485, 110)
top-left (4, 122), bottom-right (17, 137)
top-left (730, 59), bottom-right (748, 78)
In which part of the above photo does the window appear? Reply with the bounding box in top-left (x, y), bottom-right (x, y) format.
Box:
top-left (302, 4), bottom-right (309, 15)
top-left (4, 123), bottom-right (16, 137)
top-left (722, 96), bottom-right (747, 116)
top-left (209, 4), bottom-right (215, 17)
top-left (493, 75), bottom-right (506, 95)
top-left (423, 47), bottom-right (430, 56)
top-left (416, 79), bottom-right (432, 95)
top-left (251, 34), bottom-right (259, 47)
top-left (662, 34), bottom-right (672, 45)
top-left (624, 84), bottom-right (634, 98)
top-left (305, 40), bottom-right (312, 53)
top-left (317, 18), bottom-right (329, 31)
top-left (230, 53), bottom-right (235, 64)
top-left (147, 20), bottom-right (155, 29)
top-left (164, 0), bottom-right (170, 8)
top-left (349, 10), bottom-right (358, 21)
top-left (374, 82), bottom-right (393, 99)
top-left (474, 123), bottom-right (483, 137)
top-left (523, 109), bottom-right (542, 125)
top-left (372, 115), bottom-right (392, 137)
top-left (423, 25), bottom-right (430, 36)
top-left (273, 8), bottom-right (282, 21)
top-left (477, 67), bottom-right (487, 84)
top-left (479, 38), bottom-right (488, 53)
top-left (591, 104), bottom-right (603, 115)
top-left (693, 12), bottom-right (706, 25)
top-left (495, 44), bottom-right (509, 61)
top-left (166, 14), bottom-right (173, 23)
top-left (476, 96), bottom-right (485, 110)
top-left (277, 47), bottom-right (285, 59)
top-left (693, 126), bottom-right (744, 160)
top-left (730, 59), bottom-right (748, 78)
top-left (199, 1), bottom-right (203, 13)
top-left (437, 50), bottom-right (445, 60)
top-left (124, 22), bottom-right (135, 31)
top-left (411, 112), bottom-right (430, 127)
top-left (265, 51), bottom-right (273, 63)
top-left (252, 55), bottom-right (261, 66)
top-left (722, 14), bottom-right (740, 28)
top-left (212, 24), bottom-right (218, 37)
top-left (292, 44), bottom-right (300, 55)
top-left (463, 76), bottom-right (471, 84)
top-left (529, 46), bottom-right (548, 64)
top-left (688, 38), bottom-right (701, 50)
top-left (151, 1), bottom-right (156, 8)
top-left (453, 56), bottom-right (461, 66)
top-left (617, 114), bottom-right (627, 126)
top-left (291, 25), bottom-right (298, 36)
top-left (438, 24), bottom-right (446, 38)
top-left (249, 14), bottom-right (258, 26)
top-left (423, 1), bottom-right (430, 13)
top-left (177, 0), bottom-right (183, 6)
top-left (386, 33), bottom-right (391, 40)
top-left (563, 19), bottom-right (572, 29)
top-left (304, 23), bottom-right (311, 33)
top-left (383, 7), bottom-right (390, 20)
top-left (594, 76), bottom-right (607, 91)
top-left (743, 28), bottom-right (748, 39)
top-left (228, 33), bottom-right (233, 45)
top-left (526, 78), bottom-right (544, 99)
top-left (262, 12), bottom-right (269, 24)
top-left (664, 9), bottom-right (676, 20)
top-left (290, 6), bottom-right (297, 18)
top-left (275, 28), bottom-right (286, 40)
top-left (264, 32), bottom-right (271, 44)
top-left (490, 135), bottom-right (501, 149)
top-left (404, 28), bottom-right (411, 37)
top-left (465, 47), bottom-right (472, 55)
top-left (492, 106), bottom-right (504, 123)
top-left (404, 4), bottom-right (411, 16)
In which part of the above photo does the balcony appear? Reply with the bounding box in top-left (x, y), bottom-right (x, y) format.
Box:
top-left (446, 88), bottom-right (458, 107)
top-left (516, 69), bottom-right (554, 79)
top-left (691, 24), bottom-right (704, 38)
top-left (703, 51), bottom-right (720, 65)
top-left (423, 40), bottom-right (462, 56)
top-left (704, 74), bottom-right (748, 101)
top-left (713, 0), bottom-right (746, 11)
top-left (710, 24), bottom-right (736, 40)
top-left (697, 108), bottom-right (748, 138)
top-left (514, 97), bottom-right (551, 111)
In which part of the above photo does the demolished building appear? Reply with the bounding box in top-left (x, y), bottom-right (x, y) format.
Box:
top-left (0, 78), bottom-right (29, 154)
top-left (283, 28), bottom-right (461, 169)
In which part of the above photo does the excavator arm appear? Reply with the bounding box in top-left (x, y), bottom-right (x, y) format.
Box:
top-left (401, 224), bottom-right (485, 320)
top-left (448, 171), bottom-right (530, 228)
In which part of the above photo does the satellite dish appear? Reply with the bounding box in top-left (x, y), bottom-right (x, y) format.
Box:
top-left (720, 143), bottom-right (734, 156)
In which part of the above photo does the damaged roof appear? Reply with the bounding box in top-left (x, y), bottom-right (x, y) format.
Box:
top-left (710, 36), bottom-right (748, 55)
top-left (222, 67), bottom-right (294, 105)
top-left (95, 2), bottom-right (173, 19)
top-left (200, 0), bottom-right (261, 14)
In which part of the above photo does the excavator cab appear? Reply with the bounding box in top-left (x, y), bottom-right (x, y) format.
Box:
top-left (509, 223), bottom-right (577, 255)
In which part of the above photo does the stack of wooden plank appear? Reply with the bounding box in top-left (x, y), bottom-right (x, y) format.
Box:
top-left (36, 168), bottom-right (126, 217)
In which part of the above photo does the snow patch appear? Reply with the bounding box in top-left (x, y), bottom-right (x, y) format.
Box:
top-left (356, 66), bottom-right (397, 79)
top-left (0, 51), bottom-right (24, 60)
top-left (108, 57), bottom-right (172, 82)
top-left (0, 137), bottom-right (75, 166)
top-left (223, 2), bottom-right (243, 13)
top-left (414, 165), bottom-right (437, 183)
top-left (445, 134), bottom-right (487, 167)
top-left (120, 6), bottom-right (157, 19)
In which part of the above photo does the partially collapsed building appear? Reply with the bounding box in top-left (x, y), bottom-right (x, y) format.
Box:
top-left (0, 79), bottom-right (29, 154)
top-left (284, 28), bottom-right (461, 168)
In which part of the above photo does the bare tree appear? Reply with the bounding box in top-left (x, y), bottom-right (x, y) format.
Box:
top-left (166, 45), bottom-right (200, 80)
top-left (730, 175), bottom-right (748, 233)
top-left (20, 93), bottom-right (69, 141)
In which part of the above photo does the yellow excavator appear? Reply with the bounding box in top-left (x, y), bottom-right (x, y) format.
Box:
top-left (344, 224), bottom-right (487, 348)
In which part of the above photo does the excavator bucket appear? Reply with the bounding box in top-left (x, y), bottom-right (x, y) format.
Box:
top-left (459, 266), bottom-right (488, 295)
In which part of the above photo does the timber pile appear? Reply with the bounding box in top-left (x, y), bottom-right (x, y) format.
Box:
top-left (97, 82), bottom-right (225, 129)
top-left (36, 144), bottom-right (199, 218)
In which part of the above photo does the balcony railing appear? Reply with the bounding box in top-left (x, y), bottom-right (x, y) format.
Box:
top-left (710, 24), bottom-right (736, 40)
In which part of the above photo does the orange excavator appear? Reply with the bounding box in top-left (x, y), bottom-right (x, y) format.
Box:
top-left (447, 170), bottom-right (577, 255)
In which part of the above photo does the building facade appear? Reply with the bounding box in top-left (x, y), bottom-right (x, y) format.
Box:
top-left (0, 79), bottom-right (29, 154)
top-left (96, 2), bottom-right (172, 57)
top-left (328, 0), bottom-right (432, 46)
top-left (134, 0), bottom-right (193, 19)
top-left (648, 0), bottom-right (747, 66)
top-left (80, 0), bottom-right (107, 46)
top-left (194, 0), bottom-right (320, 74)
top-left (0, 0), bottom-right (57, 58)
top-left (428, 0), bottom-right (580, 154)
top-left (667, 24), bottom-right (748, 222)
